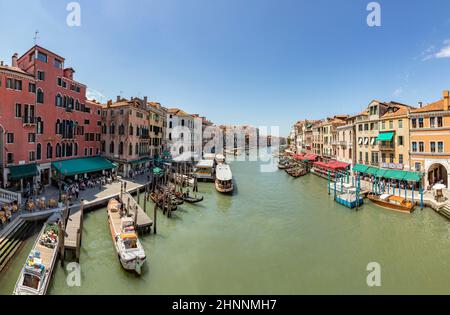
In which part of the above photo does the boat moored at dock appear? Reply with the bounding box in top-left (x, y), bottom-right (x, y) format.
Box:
top-left (215, 164), bottom-right (233, 193)
top-left (194, 159), bottom-right (215, 182)
top-left (367, 194), bottom-right (415, 213)
top-left (107, 199), bottom-right (146, 275)
top-left (13, 222), bottom-right (60, 295)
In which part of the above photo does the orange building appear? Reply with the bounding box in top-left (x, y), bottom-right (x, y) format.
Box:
top-left (410, 91), bottom-right (450, 189)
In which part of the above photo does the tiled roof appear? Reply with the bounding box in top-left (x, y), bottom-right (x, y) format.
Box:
top-left (168, 108), bottom-right (192, 117)
top-left (0, 64), bottom-right (33, 77)
top-left (411, 99), bottom-right (446, 113)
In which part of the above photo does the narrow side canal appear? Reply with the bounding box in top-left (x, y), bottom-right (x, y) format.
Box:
top-left (1, 152), bottom-right (450, 294)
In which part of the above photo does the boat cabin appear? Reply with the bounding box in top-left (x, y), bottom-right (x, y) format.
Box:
top-left (195, 159), bottom-right (215, 181)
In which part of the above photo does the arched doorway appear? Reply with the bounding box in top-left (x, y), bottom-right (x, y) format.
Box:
top-left (427, 163), bottom-right (448, 187)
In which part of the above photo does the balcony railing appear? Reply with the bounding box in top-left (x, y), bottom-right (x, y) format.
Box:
top-left (379, 144), bottom-right (395, 151)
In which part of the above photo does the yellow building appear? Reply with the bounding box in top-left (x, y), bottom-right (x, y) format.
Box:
top-left (378, 102), bottom-right (414, 171)
top-left (410, 91), bottom-right (450, 189)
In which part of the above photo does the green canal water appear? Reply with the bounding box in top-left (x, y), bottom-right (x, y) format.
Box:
top-left (2, 150), bottom-right (450, 294)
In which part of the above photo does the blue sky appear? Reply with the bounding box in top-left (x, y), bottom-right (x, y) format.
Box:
top-left (2, 0), bottom-right (450, 135)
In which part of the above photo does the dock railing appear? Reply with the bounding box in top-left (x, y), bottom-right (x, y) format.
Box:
top-left (0, 188), bottom-right (21, 205)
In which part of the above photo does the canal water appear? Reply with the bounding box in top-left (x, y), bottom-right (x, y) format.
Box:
top-left (1, 150), bottom-right (450, 294)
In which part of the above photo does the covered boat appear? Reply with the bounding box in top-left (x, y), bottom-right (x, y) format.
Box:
top-left (215, 164), bottom-right (233, 193)
top-left (14, 223), bottom-right (59, 295)
top-left (107, 199), bottom-right (146, 274)
top-left (367, 194), bottom-right (415, 213)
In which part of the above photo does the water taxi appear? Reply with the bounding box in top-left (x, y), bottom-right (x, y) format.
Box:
top-left (194, 159), bottom-right (215, 182)
top-left (215, 154), bottom-right (226, 164)
top-left (14, 223), bottom-right (59, 295)
top-left (215, 164), bottom-right (233, 193)
top-left (107, 199), bottom-right (146, 275)
top-left (367, 194), bottom-right (415, 213)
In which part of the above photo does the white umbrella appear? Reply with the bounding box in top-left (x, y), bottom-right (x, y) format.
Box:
top-left (432, 183), bottom-right (446, 190)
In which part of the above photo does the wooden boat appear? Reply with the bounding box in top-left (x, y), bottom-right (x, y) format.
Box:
top-left (107, 199), bottom-right (146, 275)
top-left (14, 223), bottom-right (59, 295)
top-left (287, 168), bottom-right (308, 178)
top-left (150, 192), bottom-right (178, 211)
top-left (367, 194), bottom-right (415, 213)
top-left (175, 192), bottom-right (204, 204)
top-left (215, 164), bottom-right (233, 193)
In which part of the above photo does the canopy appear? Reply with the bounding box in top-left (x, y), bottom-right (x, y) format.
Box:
top-left (293, 154), bottom-right (305, 160)
top-left (353, 164), bottom-right (369, 173)
top-left (433, 183), bottom-right (446, 190)
top-left (9, 164), bottom-right (38, 180)
top-left (365, 167), bottom-right (378, 175)
top-left (52, 157), bottom-right (117, 177)
top-left (376, 169), bottom-right (389, 178)
top-left (376, 132), bottom-right (394, 142)
top-left (313, 161), bottom-right (349, 171)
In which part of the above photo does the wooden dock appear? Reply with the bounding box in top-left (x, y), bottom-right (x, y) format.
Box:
top-left (63, 203), bottom-right (84, 263)
top-left (120, 192), bottom-right (153, 234)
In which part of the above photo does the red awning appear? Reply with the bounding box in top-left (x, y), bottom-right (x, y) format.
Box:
top-left (293, 154), bottom-right (305, 160)
top-left (313, 160), bottom-right (350, 171)
top-left (303, 154), bottom-right (318, 161)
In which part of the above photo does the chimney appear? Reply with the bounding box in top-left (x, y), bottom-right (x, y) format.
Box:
top-left (116, 95), bottom-right (121, 102)
top-left (0, 61), bottom-right (3, 66)
top-left (444, 90), bottom-right (450, 110)
top-left (418, 101), bottom-right (423, 108)
top-left (11, 53), bottom-right (18, 67)
top-left (143, 96), bottom-right (148, 105)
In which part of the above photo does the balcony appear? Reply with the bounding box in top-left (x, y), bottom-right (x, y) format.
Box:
top-left (22, 116), bottom-right (36, 125)
top-left (379, 143), bottom-right (395, 151)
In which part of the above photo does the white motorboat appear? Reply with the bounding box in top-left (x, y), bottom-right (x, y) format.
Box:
top-left (107, 199), bottom-right (146, 275)
top-left (215, 164), bottom-right (233, 193)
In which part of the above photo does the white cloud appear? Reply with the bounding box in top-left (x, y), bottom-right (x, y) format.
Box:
top-left (393, 88), bottom-right (403, 97)
top-left (423, 40), bottom-right (450, 60)
top-left (86, 88), bottom-right (107, 103)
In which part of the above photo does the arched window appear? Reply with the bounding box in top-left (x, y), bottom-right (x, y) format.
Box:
top-left (119, 124), bottom-right (125, 135)
top-left (102, 124), bottom-right (107, 134)
top-left (169, 121), bottom-right (172, 129)
top-left (179, 146), bottom-right (184, 154)
top-left (181, 119), bottom-right (185, 127)
top-left (110, 123), bottom-right (115, 135)
top-left (135, 143), bottom-right (138, 155)
top-left (129, 143), bottom-right (133, 155)
top-left (63, 96), bottom-right (68, 108)
top-left (36, 143), bottom-right (41, 160)
top-left (62, 143), bottom-right (66, 157)
top-left (129, 124), bottom-right (133, 136)
top-left (37, 117), bottom-right (44, 134)
top-left (119, 142), bottom-right (124, 155)
top-left (74, 143), bottom-right (78, 156)
top-left (56, 143), bottom-right (61, 158)
top-left (169, 133), bottom-right (172, 141)
top-left (55, 94), bottom-right (62, 107)
top-left (55, 119), bottom-right (61, 134)
top-left (37, 89), bottom-right (44, 104)
top-left (110, 141), bottom-right (114, 154)
top-left (46, 143), bottom-right (52, 159)
top-left (75, 100), bottom-right (80, 111)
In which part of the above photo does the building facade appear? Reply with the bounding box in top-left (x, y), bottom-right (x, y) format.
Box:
top-left (410, 91), bottom-right (450, 189)
top-left (101, 97), bottom-right (153, 177)
top-left (336, 116), bottom-right (356, 167)
top-left (0, 45), bottom-right (102, 189)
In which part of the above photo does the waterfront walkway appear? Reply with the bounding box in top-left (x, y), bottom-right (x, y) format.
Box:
top-left (0, 174), bottom-right (151, 234)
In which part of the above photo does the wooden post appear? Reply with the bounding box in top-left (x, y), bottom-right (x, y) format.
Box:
top-left (143, 191), bottom-right (147, 213)
top-left (327, 171), bottom-right (331, 195)
top-left (137, 187), bottom-right (141, 205)
top-left (76, 228), bottom-right (80, 263)
top-left (80, 200), bottom-right (84, 247)
top-left (58, 220), bottom-right (65, 267)
top-left (153, 203), bottom-right (157, 234)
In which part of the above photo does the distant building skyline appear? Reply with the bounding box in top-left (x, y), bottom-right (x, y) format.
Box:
top-left (2, 0), bottom-right (450, 136)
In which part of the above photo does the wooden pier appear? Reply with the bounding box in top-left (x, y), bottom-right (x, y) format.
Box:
top-left (120, 192), bottom-right (153, 234)
top-left (63, 203), bottom-right (84, 263)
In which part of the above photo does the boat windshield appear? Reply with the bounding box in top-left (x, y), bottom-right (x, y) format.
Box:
top-left (23, 273), bottom-right (41, 290)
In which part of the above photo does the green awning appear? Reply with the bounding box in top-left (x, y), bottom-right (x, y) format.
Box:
top-left (153, 167), bottom-right (163, 175)
top-left (386, 170), bottom-right (408, 180)
top-left (9, 164), bottom-right (38, 180)
top-left (52, 157), bottom-right (117, 177)
top-left (376, 132), bottom-right (394, 142)
top-left (366, 167), bottom-right (379, 175)
top-left (376, 169), bottom-right (389, 178)
top-left (353, 164), bottom-right (369, 173)
top-left (403, 171), bottom-right (422, 182)
top-left (130, 157), bottom-right (152, 165)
